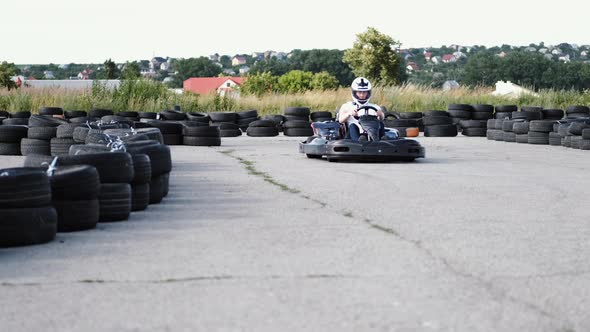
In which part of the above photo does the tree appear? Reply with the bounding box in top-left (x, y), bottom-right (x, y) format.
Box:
top-left (241, 71), bottom-right (277, 97)
top-left (463, 53), bottom-right (502, 87)
top-left (122, 61), bottom-right (141, 80)
top-left (170, 57), bottom-right (222, 88)
top-left (277, 70), bottom-right (314, 93)
top-left (342, 27), bottom-right (403, 86)
top-left (289, 49), bottom-right (354, 86)
top-left (104, 58), bottom-right (118, 79)
top-left (0, 61), bottom-right (18, 90)
top-left (249, 57), bottom-right (290, 76)
top-left (310, 71), bottom-right (339, 90)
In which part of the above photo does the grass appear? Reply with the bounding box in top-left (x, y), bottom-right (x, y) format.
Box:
top-left (1, 80), bottom-right (589, 115)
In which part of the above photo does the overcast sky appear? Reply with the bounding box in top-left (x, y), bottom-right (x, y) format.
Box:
top-left (3, 0), bottom-right (590, 64)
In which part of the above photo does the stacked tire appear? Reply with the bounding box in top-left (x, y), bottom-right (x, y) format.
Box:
top-left (182, 125), bottom-right (221, 146)
top-left (0, 125), bottom-right (28, 155)
top-left (422, 110), bottom-right (457, 137)
top-left (447, 104), bottom-right (473, 131)
top-left (282, 120), bottom-right (313, 137)
top-left (246, 120), bottom-right (279, 137)
top-left (0, 168), bottom-right (57, 247)
top-left (528, 120), bottom-right (557, 145)
top-left (49, 165), bottom-right (101, 231)
top-left (236, 110), bottom-right (259, 130)
top-left (310, 111), bottom-right (333, 122)
top-left (494, 105), bottom-right (517, 120)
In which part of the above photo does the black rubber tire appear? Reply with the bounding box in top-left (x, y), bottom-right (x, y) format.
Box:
top-left (53, 199), bottom-right (99, 232)
top-left (49, 165), bottom-right (101, 200)
top-left (422, 116), bottom-right (453, 126)
top-left (246, 126), bottom-right (279, 137)
top-left (283, 127), bottom-right (314, 137)
top-left (283, 120), bottom-right (312, 129)
top-left (424, 124), bottom-right (458, 137)
top-left (50, 137), bottom-right (78, 156)
top-left (162, 134), bottom-right (183, 145)
top-left (208, 112), bottom-right (238, 123)
top-left (0, 125), bottom-right (28, 143)
top-left (495, 105), bottom-right (518, 112)
top-left (149, 174), bottom-right (165, 204)
top-left (0, 167), bottom-right (52, 208)
top-left (20, 138), bottom-right (51, 156)
top-left (183, 136), bottom-right (221, 146)
top-left (131, 183), bottom-right (150, 211)
top-left (131, 154), bottom-right (152, 185)
top-left (64, 110), bottom-right (87, 118)
top-left (98, 183), bottom-right (131, 222)
top-left (447, 104), bottom-right (473, 111)
top-left (461, 127), bottom-right (487, 136)
top-left (39, 106), bottom-right (64, 116)
top-left (0, 206), bottom-right (57, 247)
top-left (512, 122), bottom-right (530, 135)
top-left (182, 126), bottom-right (221, 137)
top-left (515, 134), bottom-right (529, 144)
top-left (529, 120), bottom-right (557, 133)
top-left (248, 120), bottom-right (278, 128)
top-left (220, 129), bottom-right (242, 137)
top-left (284, 107), bottom-right (310, 117)
top-left (28, 126), bottom-right (58, 140)
top-left (89, 108), bottom-right (114, 118)
top-left (0, 142), bottom-right (21, 155)
top-left (24, 151), bottom-right (134, 184)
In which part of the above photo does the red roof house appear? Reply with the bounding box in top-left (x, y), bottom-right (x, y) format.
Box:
top-left (442, 54), bottom-right (456, 63)
top-left (183, 77), bottom-right (246, 96)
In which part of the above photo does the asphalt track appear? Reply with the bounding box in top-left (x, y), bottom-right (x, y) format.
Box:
top-left (0, 135), bottom-right (589, 332)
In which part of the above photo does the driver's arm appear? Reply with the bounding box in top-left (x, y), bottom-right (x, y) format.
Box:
top-left (338, 107), bottom-right (351, 123)
top-left (376, 107), bottom-right (385, 121)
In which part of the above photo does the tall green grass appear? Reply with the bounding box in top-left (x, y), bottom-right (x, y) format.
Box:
top-left (1, 80), bottom-right (589, 115)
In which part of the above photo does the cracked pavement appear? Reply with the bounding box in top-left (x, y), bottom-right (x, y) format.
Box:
top-left (0, 135), bottom-right (589, 331)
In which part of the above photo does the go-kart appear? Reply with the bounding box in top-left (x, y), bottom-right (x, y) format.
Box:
top-left (298, 105), bottom-right (425, 162)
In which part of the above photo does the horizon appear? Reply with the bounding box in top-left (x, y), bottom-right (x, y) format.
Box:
top-left (10, 41), bottom-right (586, 66)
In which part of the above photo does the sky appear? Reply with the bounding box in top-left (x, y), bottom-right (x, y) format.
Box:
top-left (2, 0), bottom-right (590, 64)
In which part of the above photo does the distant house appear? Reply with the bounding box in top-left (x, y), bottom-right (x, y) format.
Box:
top-left (160, 61), bottom-right (171, 71)
top-left (442, 80), bottom-right (460, 91)
top-left (43, 71), bottom-right (55, 79)
top-left (406, 62), bottom-right (420, 72)
top-left (538, 48), bottom-right (548, 54)
top-left (223, 68), bottom-right (236, 75)
top-left (424, 52), bottom-right (432, 61)
top-left (183, 77), bottom-right (246, 97)
top-left (442, 54), bottom-right (456, 63)
top-left (558, 54), bottom-right (570, 62)
top-left (551, 48), bottom-right (562, 55)
top-left (497, 51), bottom-right (507, 58)
top-left (431, 56), bottom-right (442, 65)
top-left (231, 56), bottom-right (247, 66)
top-left (239, 66), bottom-right (250, 75)
top-left (150, 57), bottom-right (167, 71)
top-left (580, 50), bottom-right (588, 57)
top-left (77, 68), bottom-right (93, 80)
top-left (452, 51), bottom-right (466, 59)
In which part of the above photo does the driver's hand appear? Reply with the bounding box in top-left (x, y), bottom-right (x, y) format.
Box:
top-left (352, 110), bottom-right (358, 117)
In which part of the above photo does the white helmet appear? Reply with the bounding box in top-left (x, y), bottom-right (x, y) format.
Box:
top-left (351, 77), bottom-right (372, 105)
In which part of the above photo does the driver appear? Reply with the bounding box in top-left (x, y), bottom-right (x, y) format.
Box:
top-left (337, 77), bottom-right (385, 142)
